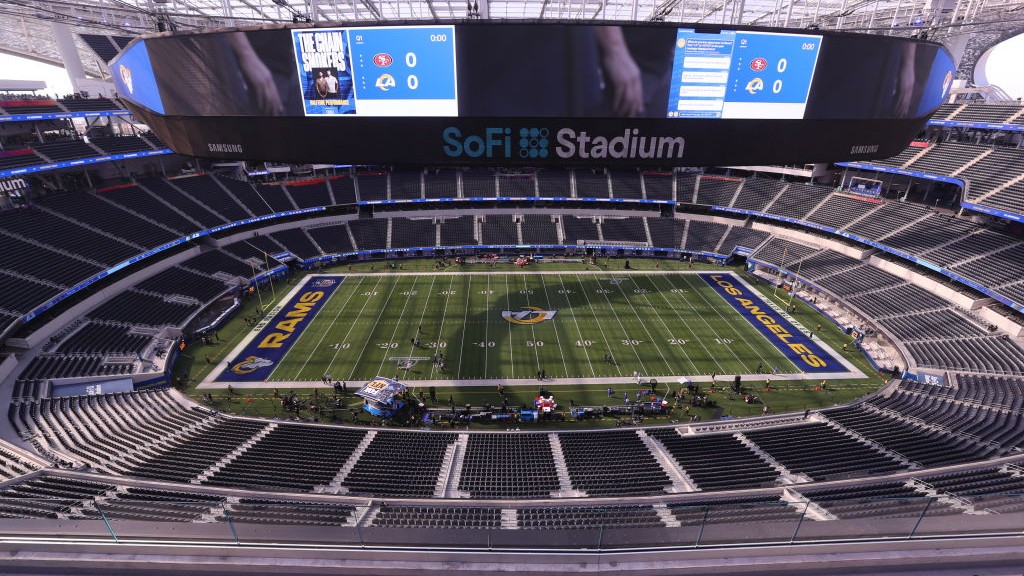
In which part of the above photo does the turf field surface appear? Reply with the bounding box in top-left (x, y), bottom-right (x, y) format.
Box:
top-left (204, 270), bottom-right (860, 387)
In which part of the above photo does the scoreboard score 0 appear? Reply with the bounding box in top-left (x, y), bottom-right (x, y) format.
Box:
top-left (292, 25), bottom-right (458, 117)
top-left (112, 22), bottom-right (957, 166)
top-left (668, 29), bottom-right (822, 119)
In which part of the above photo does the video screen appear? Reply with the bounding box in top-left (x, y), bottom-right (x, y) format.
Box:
top-left (291, 25), bottom-right (458, 116)
top-left (116, 23), bottom-right (954, 121)
top-left (667, 30), bottom-right (821, 119)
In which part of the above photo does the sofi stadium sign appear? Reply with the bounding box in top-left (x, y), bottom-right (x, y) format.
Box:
top-left (442, 127), bottom-right (685, 161)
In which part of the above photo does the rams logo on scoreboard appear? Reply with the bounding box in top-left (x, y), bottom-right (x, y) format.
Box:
top-left (501, 307), bottom-right (558, 325)
top-left (118, 64), bottom-right (133, 94)
top-left (375, 74), bottom-right (396, 91)
top-left (231, 356), bottom-right (274, 375)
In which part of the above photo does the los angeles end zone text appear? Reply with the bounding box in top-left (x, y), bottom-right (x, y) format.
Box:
top-left (702, 274), bottom-right (836, 373)
top-left (216, 272), bottom-right (846, 384)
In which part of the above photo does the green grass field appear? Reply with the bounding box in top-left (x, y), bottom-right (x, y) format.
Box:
top-left (179, 260), bottom-right (885, 425)
top-left (244, 272), bottom-right (826, 382)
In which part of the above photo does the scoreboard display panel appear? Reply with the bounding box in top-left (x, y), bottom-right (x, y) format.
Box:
top-left (111, 21), bottom-right (956, 167)
top-left (292, 25), bottom-right (458, 116)
top-left (667, 29), bottom-right (823, 119)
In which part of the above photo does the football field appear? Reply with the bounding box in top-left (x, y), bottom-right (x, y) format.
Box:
top-left (207, 271), bottom-right (860, 386)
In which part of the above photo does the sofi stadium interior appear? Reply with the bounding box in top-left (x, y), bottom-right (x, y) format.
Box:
top-left (0, 2), bottom-right (1023, 574)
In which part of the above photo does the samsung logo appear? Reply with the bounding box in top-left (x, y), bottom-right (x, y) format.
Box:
top-left (850, 144), bottom-right (879, 154)
top-left (208, 143), bottom-right (244, 154)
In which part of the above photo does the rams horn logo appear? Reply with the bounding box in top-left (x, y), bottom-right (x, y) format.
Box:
top-left (118, 64), bottom-right (133, 94)
top-left (375, 74), bottom-right (396, 91)
top-left (602, 278), bottom-right (626, 285)
top-left (231, 356), bottom-right (274, 375)
top-left (502, 307), bottom-right (558, 325)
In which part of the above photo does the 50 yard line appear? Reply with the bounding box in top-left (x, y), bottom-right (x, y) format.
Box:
top-left (534, 275), bottom-right (570, 377)
top-left (503, 273), bottom-right (517, 378)
top-left (517, 275), bottom-right (542, 374)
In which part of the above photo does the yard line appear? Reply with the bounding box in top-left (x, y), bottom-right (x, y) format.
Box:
top-left (676, 273), bottom-right (787, 371)
top-left (373, 275), bottom-right (421, 378)
top-left (281, 275), bottom-right (366, 380)
top-left (514, 275), bottom-right (541, 372)
top-left (320, 275), bottom-right (386, 379)
top-left (400, 274), bottom-right (436, 380)
top-left (610, 275), bottom-right (674, 376)
top-left (669, 274), bottom-right (783, 372)
top-left (535, 275), bottom-right (571, 377)
top-left (344, 275), bottom-right (402, 381)
top-left (576, 274), bottom-right (647, 375)
top-left (622, 275), bottom-right (701, 375)
top-left (636, 274), bottom-right (724, 375)
top-left (652, 274), bottom-right (749, 369)
top-left (484, 275), bottom-right (492, 378)
top-left (554, 275), bottom-right (598, 377)
top-left (502, 273), bottom-right (517, 378)
top-left (428, 275), bottom-right (457, 379)
top-left (456, 275), bottom-right (472, 378)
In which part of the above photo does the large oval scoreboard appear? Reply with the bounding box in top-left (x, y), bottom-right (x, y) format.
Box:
top-left (111, 21), bottom-right (955, 167)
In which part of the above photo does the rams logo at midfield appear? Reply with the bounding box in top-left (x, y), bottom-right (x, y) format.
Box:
top-left (502, 307), bottom-right (558, 325)
top-left (232, 356), bottom-right (274, 375)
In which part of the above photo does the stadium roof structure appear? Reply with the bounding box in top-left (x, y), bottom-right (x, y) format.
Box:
top-left (0, 0), bottom-right (1022, 80)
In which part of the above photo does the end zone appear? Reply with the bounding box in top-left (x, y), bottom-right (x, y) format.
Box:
top-left (213, 276), bottom-right (344, 383)
top-left (701, 273), bottom-right (862, 376)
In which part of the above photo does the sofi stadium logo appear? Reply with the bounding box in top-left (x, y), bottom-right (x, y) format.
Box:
top-left (442, 127), bottom-right (684, 160)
